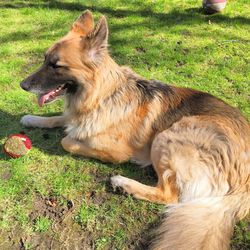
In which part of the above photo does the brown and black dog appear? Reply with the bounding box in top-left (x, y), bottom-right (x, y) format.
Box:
top-left (20, 11), bottom-right (250, 250)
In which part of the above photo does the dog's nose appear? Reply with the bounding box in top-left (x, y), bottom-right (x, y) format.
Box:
top-left (20, 81), bottom-right (31, 91)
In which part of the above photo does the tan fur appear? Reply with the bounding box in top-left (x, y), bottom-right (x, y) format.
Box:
top-left (20, 11), bottom-right (250, 249)
top-left (149, 117), bottom-right (250, 249)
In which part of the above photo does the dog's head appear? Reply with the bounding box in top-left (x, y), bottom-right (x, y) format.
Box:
top-left (20, 10), bottom-right (109, 107)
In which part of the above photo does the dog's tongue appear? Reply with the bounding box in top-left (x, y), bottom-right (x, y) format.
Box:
top-left (38, 91), bottom-right (54, 107)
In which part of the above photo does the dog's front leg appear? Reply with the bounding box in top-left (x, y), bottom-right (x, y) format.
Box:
top-left (61, 136), bottom-right (110, 162)
top-left (61, 135), bottom-right (129, 163)
top-left (20, 115), bottom-right (65, 128)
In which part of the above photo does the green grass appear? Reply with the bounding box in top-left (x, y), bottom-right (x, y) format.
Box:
top-left (0, 0), bottom-right (249, 249)
top-left (33, 216), bottom-right (51, 232)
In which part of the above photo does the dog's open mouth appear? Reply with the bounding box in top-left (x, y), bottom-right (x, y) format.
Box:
top-left (38, 84), bottom-right (67, 107)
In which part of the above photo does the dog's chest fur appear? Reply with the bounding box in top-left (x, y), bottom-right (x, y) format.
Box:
top-left (65, 99), bottom-right (137, 140)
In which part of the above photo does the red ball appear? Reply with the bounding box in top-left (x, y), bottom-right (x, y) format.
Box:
top-left (3, 134), bottom-right (32, 158)
top-left (202, 0), bottom-right (227, 14)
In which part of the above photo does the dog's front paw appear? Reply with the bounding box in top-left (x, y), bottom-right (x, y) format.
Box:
top-left (20, 115), bottom-right (40, 127)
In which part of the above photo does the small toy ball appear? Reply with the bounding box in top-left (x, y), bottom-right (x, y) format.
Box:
top-left (202, 0), bottom-right (227, 14)
top-left (3, 134), bottom-right (32, 158)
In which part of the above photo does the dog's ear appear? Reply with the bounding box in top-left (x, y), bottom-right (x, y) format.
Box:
top-left (85, 16), bottom-right (109, 63)
top-left (71, 10), bottom-right (94, 35)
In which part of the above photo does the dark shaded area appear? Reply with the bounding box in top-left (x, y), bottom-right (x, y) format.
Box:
top-left (1, 0), bottom-right (250, 26)
top-left (0, 109), bottom-right (158, 189)
top-left (2, 0), bottom-right (250, 27)
top-left (0, 109), bottom-right (157, 182)
top-left (0, 0), bottom-right (249, 75)
top-left (134, 214), bottom-right (163, 250)
top-left (0, 110), bottom-right (65, 159)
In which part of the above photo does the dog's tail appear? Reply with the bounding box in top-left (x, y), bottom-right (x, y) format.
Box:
top-left (150, 194), bottom-right (250, 250)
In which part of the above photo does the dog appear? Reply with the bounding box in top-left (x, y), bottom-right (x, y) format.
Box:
top-left (20, 10), bottom-right (250, 250)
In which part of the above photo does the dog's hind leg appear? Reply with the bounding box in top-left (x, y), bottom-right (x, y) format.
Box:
top-left (20, 115), bottom-right (65, 128)
top-left (110, 172), bottom-right (178, 204)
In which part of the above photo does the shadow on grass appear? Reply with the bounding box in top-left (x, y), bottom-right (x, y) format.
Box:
top-left (0, 109), bottom-right (66, 158)
top-left (1, 0), bottom-right (250, 26)
top-left (0, 0), bottom-right (249, 72)
top-left (0, 109), bottom-right (157, 183)
top-left (133, 214), bottom-right (163, 250)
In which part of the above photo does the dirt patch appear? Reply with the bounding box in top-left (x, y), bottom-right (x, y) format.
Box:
top-left (19, 225), bottom-right (93, 250)
top-left (26, 195), bottom-right (93, 250)
top-left (2, 195), bottom-right (95, 250)
top-left (85, 190), bottom-right (111, 206)
top-left (29, 195), bottom-right (73, 224)
top-left (0, 166), bottom-right (11, 181)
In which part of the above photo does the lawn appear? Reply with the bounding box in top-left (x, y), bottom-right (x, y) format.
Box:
top-left (0, 0), bottom-right (249, 249)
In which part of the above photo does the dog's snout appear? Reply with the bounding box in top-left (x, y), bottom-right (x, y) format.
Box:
top-left (20, 81), bottom-right (31, 91)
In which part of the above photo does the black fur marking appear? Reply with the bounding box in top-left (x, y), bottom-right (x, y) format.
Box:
top-left (175, 92), bottom-right (242, 118)
top-left (66, 81), bottom-right (78, 94)
top-left (154, 91), bottom-right (245, 131)
top-left (136, 79), bottom-right (175, 100)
